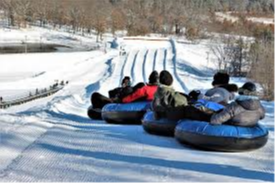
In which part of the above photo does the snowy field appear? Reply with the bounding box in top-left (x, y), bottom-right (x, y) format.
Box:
top-left (0, 28), bottom-right (274, 182)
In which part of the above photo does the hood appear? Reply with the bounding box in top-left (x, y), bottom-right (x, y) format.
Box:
top-left (236, 95), bottom-right (261, 110)
top-left (157, 85), bottom-right (174, 95)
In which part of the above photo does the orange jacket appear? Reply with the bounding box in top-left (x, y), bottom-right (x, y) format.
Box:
top-left (122, 84), bottom-right (158, 103)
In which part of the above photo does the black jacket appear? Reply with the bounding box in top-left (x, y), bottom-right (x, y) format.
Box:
top-left (108, 86), bottom-right (133, 99)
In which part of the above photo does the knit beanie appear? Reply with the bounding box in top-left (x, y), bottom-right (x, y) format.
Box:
top-left (159, 70), bottom-right (173, 86)
top-left (212, 72), bottom-right (230, 86)
top-left (149, 71), bottom-right (159, 84)
top-left (239, 82), bottom-right (257, 96)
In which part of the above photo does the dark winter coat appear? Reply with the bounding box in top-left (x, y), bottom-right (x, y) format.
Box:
top-left (152, 85), bottom-right (188, 118)
top-left (122, 84), bottom-right (158, 103)
top-left (210, 95), bottom-right (265, 127)
top-left (202, 86), bottom-right (235, 105)
top-left (109, 86), bottom-right (133, 99)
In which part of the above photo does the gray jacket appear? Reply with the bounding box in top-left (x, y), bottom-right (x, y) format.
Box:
top-left (201, 87), bottom-right (234, 105)
top-left (210, 95), bottom-right (265, 127)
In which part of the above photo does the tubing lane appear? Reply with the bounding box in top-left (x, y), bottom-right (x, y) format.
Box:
top-left (122, 49), bottom-right (137, 84)
top-left (164, 47), bottom-right (185, 91)
top-left (152, 50), bottom-right (158, 72)
top-left (144, 49), bottom-right (156, 79)
top-left (154, 49), bottom-right (165, 72)
top-left (133, 49), bottom-right (147, 84)
top-left (169, 39), bottom-right (189, 93)
top-left (130, 51), bottom-right (139, 85)
top-left (163, 49), bottom-right (168, 71)
top-left (119, 53), bottom-right (130, 87)
top-left (142, 50), bottom-right (149, 83)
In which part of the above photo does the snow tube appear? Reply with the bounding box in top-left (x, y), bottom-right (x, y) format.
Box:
top-left (87, 106), bottom-right (102, 120)
top-left (175, 120), bottom-right (269, 152)
top-left (102, 102), bottom-right (151, 124)
top-left (194, 99), bottom-right (224, 112)
top-left (142, 111), bottom-right (179, 136)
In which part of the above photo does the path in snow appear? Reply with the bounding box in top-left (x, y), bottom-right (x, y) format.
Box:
top-left (97, 54), bottom-right (126, 96)
top-left (144, 49), bottom-right (155, 81)
top-left (122, 49), bottom-right (138, 85)
top-left (152, 50), bottom-right (158, 72)
top-left (1, 112), bottom-right (273, 182)
top-left (142, 50), bottom-right (149, 83)
top-left (154, 49), bottom-right (165, 73)
top-left (134, 49), bottom-right (147, 83)
top-left (0, 40), bottom-right (273, 182)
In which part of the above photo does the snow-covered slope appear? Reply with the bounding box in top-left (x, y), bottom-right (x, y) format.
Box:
top-left (0, 30), bottom-right (274, 182)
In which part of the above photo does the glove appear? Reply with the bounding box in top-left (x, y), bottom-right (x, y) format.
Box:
top-left (188, 90), bottom-right (201, 101)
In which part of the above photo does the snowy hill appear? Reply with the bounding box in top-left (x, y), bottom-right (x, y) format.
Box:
top-left (0, 28), bottom-right (274, 182)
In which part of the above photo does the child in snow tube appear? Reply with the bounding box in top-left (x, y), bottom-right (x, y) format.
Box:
top-left (210, 82), bottom-right (265, 127)
top-left (88, 76), bottom-right (135, 120)
top-left (175, 82), bottom-right (268, 151)
top-left (199, 72), bottom-right (238, 106)
top-left (152, 70), bottom-right (213, 122)
top-left (102, 71), bottom-right (159, 124)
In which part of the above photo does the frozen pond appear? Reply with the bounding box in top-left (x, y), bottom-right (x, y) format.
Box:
top-left (0, 43), bottom-right (72, 54)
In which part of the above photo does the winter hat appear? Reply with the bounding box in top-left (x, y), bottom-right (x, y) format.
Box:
top-left (220, 84), bottom-right (239, 93)
top-left (122, 76), bottom-right (131, 86)
top-left (212, 72), bottom-right (230, 86)
top-left (149, 71), bottom-right (159, 84)
top-left (239, 82), bottom-right (257, 96)
top-left (159, 70), bottom-right (173, 86)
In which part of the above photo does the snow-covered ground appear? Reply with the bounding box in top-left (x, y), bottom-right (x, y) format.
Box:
top-left (215, 12), bottom-right (274, 25)
top-left (0, 28), bottom-right (274, 182)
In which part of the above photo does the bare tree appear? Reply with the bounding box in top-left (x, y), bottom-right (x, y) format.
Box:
top-left (90, 0), bottom-right (110, 42)
top-left (67, 6), bottom-right (81, 33)
top-left (14, 0), bottom-right (32, 28)
top-left (210, 36), bottom-right (235, 71)
top-left (229, 37), bottom-right (250, 76)
top-left (48, 1), bottom-right (65, 29)
top-left (1, 0), bottom-right (16, 26)
top-left (33, 0), bottom-right (50, 27)
top-left (110, 7), bottom-right (126, 35)
top-left (248, 40), bottom-right (274, 100)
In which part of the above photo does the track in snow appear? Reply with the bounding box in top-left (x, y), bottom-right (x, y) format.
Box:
top-left (1, 40), bottom-right (272, 182)
top-left (142, 50), bottom-right (149, 83)
top-left (144, 50), bottom-right (155, 81)
top-left (163, 49), bottom-right (167, 71)
top-left (154, 49), bottom-right (165, 72)
top-left (1, 115), bottom-right (273, 182)
top-left (152, 50), bottom-right (158, 72)
top-left (122, 49), bottom-right (138, 84)
top-left (119, 53), bottom-right (130, 87)
top-left (170, 40), bottom-right (189, 93)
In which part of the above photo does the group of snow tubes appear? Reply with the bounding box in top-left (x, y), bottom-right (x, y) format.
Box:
top-left (88, 102), bottom-right (269, 152)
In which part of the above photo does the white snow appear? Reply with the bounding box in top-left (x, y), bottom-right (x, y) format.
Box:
top-left (0, 28), bottom-right (274, 182)
top-left (215, 12), bottom-right (274, 25)
top-left (216, 12), bottom-right (239, 23)
top-left (247, 17), bottom-right (274, 25)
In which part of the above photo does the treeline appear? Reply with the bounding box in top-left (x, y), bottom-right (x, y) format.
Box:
top-left (0, 0), bottom-right (209, 39)
top-left (0, 0), bottom-right (274, 39)
top-left (207, 0), bottom-right (274, 12)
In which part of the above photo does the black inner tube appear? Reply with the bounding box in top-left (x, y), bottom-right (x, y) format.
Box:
top-left (175, 130), bottom-right (269, 152)
top-left (102, 111), bottom-right (146, 124)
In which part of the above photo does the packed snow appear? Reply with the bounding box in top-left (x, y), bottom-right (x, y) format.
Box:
top-left (0, 28), bottom-right (274, 182)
